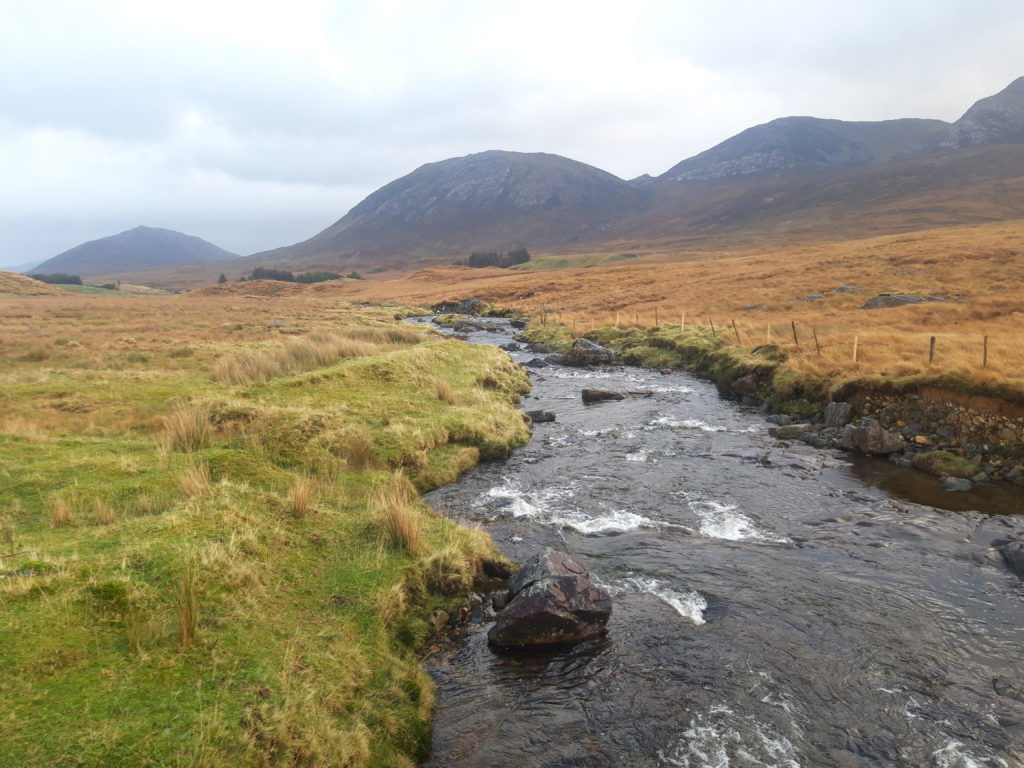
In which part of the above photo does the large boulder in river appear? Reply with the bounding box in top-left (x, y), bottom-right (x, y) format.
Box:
top-left (558, 337), bottom-right (618, 367)
top-left (507, 549), bottom-right (590, 595)
top-left (490, 550), bottom-right (611, 648)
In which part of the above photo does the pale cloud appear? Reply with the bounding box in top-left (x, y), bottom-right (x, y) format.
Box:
top-left (1, 0), bottom-right (1022, 266)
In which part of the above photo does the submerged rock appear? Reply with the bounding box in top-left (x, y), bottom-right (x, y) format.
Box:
top-left (523, 357), bottom-right (551, 369)
top-left (997, 539), bottom-right (1024, 579)
top-left (582, 389), bottom-right (625, 404)
top-left (943, 477), bottom-right (973, 492)
top-left (524, 410), bottom-right (556, 423)
top-left (489, 549), bottom-right (611, 648)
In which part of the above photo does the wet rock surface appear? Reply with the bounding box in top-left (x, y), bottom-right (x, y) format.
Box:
top-left (558, 337), bottom-right (618, 367)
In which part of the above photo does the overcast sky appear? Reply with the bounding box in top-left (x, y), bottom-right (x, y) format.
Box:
top-left (2, 0), bottom-right (1022, 268)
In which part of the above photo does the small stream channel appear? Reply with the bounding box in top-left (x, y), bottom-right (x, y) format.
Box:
top-left (418, 318), bottom-right (1024, 768)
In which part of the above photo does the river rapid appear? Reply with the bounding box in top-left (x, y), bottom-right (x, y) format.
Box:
top-left (419, 318), bottom-right (1024, 768)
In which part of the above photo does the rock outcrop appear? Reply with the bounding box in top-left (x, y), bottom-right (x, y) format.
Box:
top-left (558, 337), bottom-right (619, 367)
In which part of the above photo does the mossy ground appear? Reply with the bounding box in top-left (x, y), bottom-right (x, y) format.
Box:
top-left (0, 295), bottom-right (529, 767)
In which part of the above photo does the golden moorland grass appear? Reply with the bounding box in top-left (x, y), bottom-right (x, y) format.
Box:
top-left (0, 291), bottom-right (528, 767)
top-left (343, 219), bottom-right (1024, 399)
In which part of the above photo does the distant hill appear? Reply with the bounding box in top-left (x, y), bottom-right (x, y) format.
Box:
top-left (248, 150), bottom-right (648, 269)
top-left (34, 226), bottom-right (239, 276)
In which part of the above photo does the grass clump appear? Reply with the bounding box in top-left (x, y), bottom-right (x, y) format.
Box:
top-left (372, 473), bottom-right (423, 555)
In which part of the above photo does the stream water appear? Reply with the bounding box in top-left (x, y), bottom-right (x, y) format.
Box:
top-left (419, 319), bottom-right (1024, 768)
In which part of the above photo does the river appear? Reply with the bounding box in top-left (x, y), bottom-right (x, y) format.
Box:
top-left (419, 318), bottom-right (1024, 768)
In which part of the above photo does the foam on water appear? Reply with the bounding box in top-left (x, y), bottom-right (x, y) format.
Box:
top-left (626, 449), bottom-right (656, 463)
top-left (659, 705), bottom-right (802, 768)
top-left (552, 509), bottom-right (658, 534)
top-left (648, 416), bottom-right (727, 432)
top-left (682, 494), bottom-right (789, 543)
top-left (619, 576), bottom-right (707, 624)
top-left (480, 480), bottom-right (577, 520)
top-left (932, 741), bottom-right (1008, 768)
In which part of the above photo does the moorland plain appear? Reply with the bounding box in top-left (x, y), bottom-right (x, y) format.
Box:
top-left (0, 290), bottom-right (529, 767)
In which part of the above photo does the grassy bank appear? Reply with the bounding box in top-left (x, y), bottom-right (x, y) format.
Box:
top-left (0, 294), bottom-right (530, 767)
top-left (517, 316), bottom-right (1024, 416)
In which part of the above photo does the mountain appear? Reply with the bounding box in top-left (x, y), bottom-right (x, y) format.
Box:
top-left (661, 77), bottom-right (1024, 182)
top-left (250, 150), bottom-right (648, 268)
top-left (660, 117), bottom-right (950, 181)
top-left (941, 75), bottom-right (1024, 148)
top-left (103, 77), bottom-right (1024, 288)
top-left (34, 226), bottom-right (239, 276)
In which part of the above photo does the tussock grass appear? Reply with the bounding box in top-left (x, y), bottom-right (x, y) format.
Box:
top-left (161, 403), bottom-right (211, 452)
top-left (434, 377), bottom-right (457, 404)
top-left (91, 497), bottom-right (117, 525)
top-left (179, 461), bottom-right (212, 497)
top-left (47, 495), bottom-right (74, 528)
top-left (286, 475), bottom-right (319, 517)
top-left (372, 473), bottom-right (423, 555)
top-left (211, 328), bottom-right (423, 386)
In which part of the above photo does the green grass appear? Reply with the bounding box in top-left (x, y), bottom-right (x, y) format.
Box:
top-left (0, 312), bottom-right (528, 767)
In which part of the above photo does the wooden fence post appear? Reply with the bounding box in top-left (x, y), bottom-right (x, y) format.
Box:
top-left (766, 322), bottom-right (772, 344)
top-left (708, 319), bottom-right (717, 340)
top-left (791, 320), bottom-right (799, 346)
top-left (983, 335), bottom-right (989, 368)
top-left (655, 307), bottom-right (659, 326)
top-left (812, 328), bottom-right (821, 357)
top-left (731, 319), bottom-right (741, 345)
top-left (853, 335), bottom-right (858, 363)
top-left (681, 312), bottom-right (685, 332)
top-left (929, 336), bottom-right (936, 365)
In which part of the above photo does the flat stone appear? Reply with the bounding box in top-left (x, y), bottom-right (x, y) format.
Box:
top-left (582, 389), bottom-right (625, 404)
top-left (769, 424), bottom-right (814, 440)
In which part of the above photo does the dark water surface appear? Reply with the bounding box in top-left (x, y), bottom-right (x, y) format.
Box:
top-left (420, 319), bottom-right (1024, 768)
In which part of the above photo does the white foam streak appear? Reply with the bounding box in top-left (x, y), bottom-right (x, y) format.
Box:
top-left (554, 509), bottom-right (657, 534)
top-left (687, 498), bottom-right (789, 544)
top-left (649, 416), bottom-right (727, 432)
top-left (622, 576), bottom-right (707, 624)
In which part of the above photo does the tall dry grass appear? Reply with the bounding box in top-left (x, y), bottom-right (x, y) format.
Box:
top-left (47, 495), bottom-right (74, 528)
top-left (371, 474), bottom-right (422, 555)
top-left (176, 560), bottom-right (199, 648)
top-left (161, 403), bottom-right (211, 453)
top-left (179, 461), bottom-right (212, 497)
top-left (211, 330), bottom-right (417, 386)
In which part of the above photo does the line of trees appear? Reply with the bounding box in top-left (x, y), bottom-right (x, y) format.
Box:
top-left (464, 248), bottom-right (531, 269)
top-left (236, 267), bottom-right (359, 284)
top-left (29, 273), bottom-right (83, 285)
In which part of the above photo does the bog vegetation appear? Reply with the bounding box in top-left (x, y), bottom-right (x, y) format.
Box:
top-left (0, 291), bottom-right (530, 767)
